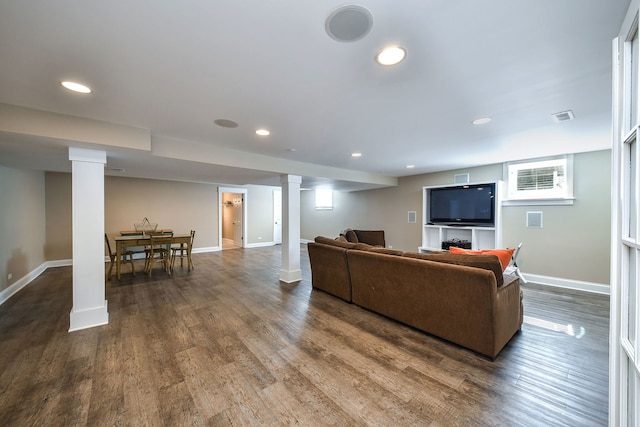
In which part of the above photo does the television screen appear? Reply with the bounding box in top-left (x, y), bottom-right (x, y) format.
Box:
top-left (429, 183), bottom-right (495, 226)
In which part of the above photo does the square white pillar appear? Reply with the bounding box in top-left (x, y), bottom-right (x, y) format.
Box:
top-left (280, 175), bottom-right (302, 283)
top-left (68, 147), bottom-right (108, 331)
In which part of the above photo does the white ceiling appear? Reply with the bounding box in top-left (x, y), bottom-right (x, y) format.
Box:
top-left (0, 0), bottom-right (630, 191)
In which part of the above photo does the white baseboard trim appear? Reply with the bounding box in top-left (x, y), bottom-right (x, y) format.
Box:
top-left (300, 239), bottom-right (312, 244)
top-left (0, 262), bottom-right (46, 306)
top-left (245, 241), bottom-right (275, 248)
top-left (69, 300), bottom-right (109, 332)
top-left (193, 246), bottom-right (220, 253)
top-left (0, 259), bottom-right (74, 306)
top-left (280, 268), bottom-right (302, 283)
top-left (48, 259), bottom-right (73, 267)
top-left (522, 273), bottom-right (610, 295)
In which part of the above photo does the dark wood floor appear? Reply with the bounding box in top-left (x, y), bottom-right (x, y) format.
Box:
top-left (0, 246), bottom-right (609, 426)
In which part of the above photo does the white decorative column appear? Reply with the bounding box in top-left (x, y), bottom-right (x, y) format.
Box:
top-left (68, 147), bottom-right (108, 331)
top-left (280, 174), bottom-right (302, 283)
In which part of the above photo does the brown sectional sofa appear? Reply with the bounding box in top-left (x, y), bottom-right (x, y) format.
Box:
top-left (307, 236), bottom-right (522, 359)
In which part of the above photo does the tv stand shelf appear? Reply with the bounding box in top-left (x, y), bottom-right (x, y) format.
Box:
top-left (420, 182), bottom-right (502, 252)
top-left (420, 224), bottom-right (497, 252)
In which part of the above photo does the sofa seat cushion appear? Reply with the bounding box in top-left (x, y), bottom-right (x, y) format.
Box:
top-left (448, 247), bottom-right (515, 271)
top-left (403, 252), bottom-right (504, 288)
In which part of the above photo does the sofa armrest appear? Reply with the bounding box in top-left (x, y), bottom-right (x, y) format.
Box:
top-left (307, 242), bottom-right (352, 302)
top-left (492, 275), bottom-right (522, 355)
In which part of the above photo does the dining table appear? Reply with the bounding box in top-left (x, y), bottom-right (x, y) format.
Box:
top-left (113, 232), bottom-right (193, 279)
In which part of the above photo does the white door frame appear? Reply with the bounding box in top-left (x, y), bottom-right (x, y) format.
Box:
top-left (218, 187), bottom-right (247, 249)
top-left (611, 2), bottom-right (640, 425)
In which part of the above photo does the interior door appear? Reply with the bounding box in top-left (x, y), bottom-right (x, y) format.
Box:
top-left (233, 195), bottom-right (243, 247)
top-left (273, 190), bottom-right (282, 244)
top-left (611, 2), bottom-right (640, 425)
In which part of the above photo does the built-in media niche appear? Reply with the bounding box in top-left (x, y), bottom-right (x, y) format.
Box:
top-left (420, 181), bottom-right (502, 252)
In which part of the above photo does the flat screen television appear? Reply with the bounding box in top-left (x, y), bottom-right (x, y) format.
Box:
top-left (428, 183), bottom-right (495, 227)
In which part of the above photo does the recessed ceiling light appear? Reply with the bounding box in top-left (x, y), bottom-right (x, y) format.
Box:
top-left (375, 46), bottom-right (406, 66)
top-left (406, 165), bottom-right (415, 169)
top-left (351, 152), bottom-right (362, 158)
top-left (255, 129), bottom-right (270, 136)
top-left (109, 167), bottom-right (125, 173)
top-left (61, 81), bottom-right (92, 94)
top-left (472, 117), bottom-right (492, 125)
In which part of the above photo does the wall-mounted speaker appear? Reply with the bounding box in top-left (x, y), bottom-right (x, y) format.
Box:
top-left (526, 211), bottom-right (543, 228)
top-left (454, 173), bottom-right (470, 184)
top-left (408, 211), bottom-right (417, 223)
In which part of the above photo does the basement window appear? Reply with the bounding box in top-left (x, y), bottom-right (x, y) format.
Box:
top-left (503, 155), bottom-right (574, 205)
top-left (315, 189), bottom-right (333, 210)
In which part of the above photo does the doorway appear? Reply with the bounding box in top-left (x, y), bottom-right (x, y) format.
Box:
top-left (219, 188), bottom-right (246, 250)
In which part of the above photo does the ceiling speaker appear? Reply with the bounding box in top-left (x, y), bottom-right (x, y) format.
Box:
top-left (325, 5), bottom-right (373, 42)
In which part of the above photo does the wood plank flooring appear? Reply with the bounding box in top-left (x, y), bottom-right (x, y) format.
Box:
top-left (0, 246), bottom-right (609, 426)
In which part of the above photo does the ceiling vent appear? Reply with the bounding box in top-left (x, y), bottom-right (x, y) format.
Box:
top-left (551, 110), bottom-right (575, 123)
top-left (325, 5), bottom-right (373, 42)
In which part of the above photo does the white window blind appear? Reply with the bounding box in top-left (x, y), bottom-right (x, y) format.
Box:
top-left (315, 189), bottom-right (333, 210)
top-left (506, 155), bottom-right (573, 201)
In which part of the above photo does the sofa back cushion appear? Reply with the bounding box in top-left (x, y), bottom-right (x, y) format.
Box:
top-left (314, 235), bottom-right (357, 249)
top-left (366, 246), bottom-right (404, 256)
top-left (403, 252), bottom-right (504, 287)
top-left (353, 230), bottom-right (385, 247)
top-left (342, 229), bottom-right (359, 243)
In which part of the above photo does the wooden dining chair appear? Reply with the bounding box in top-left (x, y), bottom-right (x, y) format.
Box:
top-left (171, 230), bottom-right (195, 272)
top-left (105, 233), bottom-right (135, 280)
top-left (144, 232), bottom-right (174, 276)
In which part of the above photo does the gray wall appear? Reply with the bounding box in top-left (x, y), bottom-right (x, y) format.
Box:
top-left (301, 150), bottom-right (611, 285)
top-left (2, 150), bottom-right (611, 290)
top-left (42, 173), bottom-right (277, 260)
top-left (246, 185), bottom-right (276, 245)
top-left (0, 166), bottom-right (46, 292)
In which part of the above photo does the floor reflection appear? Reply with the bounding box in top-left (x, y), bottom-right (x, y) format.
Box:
top-left (523, 315), bottom-right (586, 338)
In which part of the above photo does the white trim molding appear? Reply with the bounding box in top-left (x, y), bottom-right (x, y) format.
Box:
top-left (522, 273), bottom-right (610, 295)
top-left (192, 246), bottom-right (221, 253)
top-left (245, 241), bottom-right (276, 248)
top-left (69, 300), bottom-right (109, 332)
top-left (0, 260), bottom-right (72, 306)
